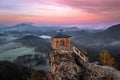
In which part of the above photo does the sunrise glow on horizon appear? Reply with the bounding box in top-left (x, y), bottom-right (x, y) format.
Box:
top-left (0, 0), bottom-right (120, 28)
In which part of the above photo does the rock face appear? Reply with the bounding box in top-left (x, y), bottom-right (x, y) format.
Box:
top-left (49, 46), bottom-right (120, 80)
top-left (49, 49), bottom-right (82, 80)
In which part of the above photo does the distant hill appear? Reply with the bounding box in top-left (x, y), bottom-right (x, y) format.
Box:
top-left (70, 24), bottom-right (120, 55)
top-left (0, 61), bottom-right (32, 80)
top-left (0, 23), bottom-right (120, 64)
top-left (104, 24), bottom-right (120, 38)
top-left (0, 33), bottom-right (5, 36)
top-left (106, 24), bottom-right (120, 32)
top-left (15, 35), bottom-right (52, 53)
top-left (63, 27), bottom-right (80, 31)
top-left (0, 23), bottom-right (83, 36)
top-left (11, 23), bottom-right (38, 32)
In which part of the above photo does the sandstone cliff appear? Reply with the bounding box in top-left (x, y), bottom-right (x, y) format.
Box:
top-left (48, 46), bottom-right (120, 80)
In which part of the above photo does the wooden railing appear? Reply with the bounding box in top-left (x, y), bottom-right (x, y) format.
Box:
top-left (72, 46), bottom-right (88, 63)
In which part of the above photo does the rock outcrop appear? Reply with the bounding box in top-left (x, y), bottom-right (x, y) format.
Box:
top-left (49, 49), bottom-right (82, 80)
top-left (49, 46), bottom-right (120, 80)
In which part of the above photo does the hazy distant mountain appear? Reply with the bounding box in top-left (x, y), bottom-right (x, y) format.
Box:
top-left (63, 27), bottom-right (80, 31)
top-left (0, 33), bottom-right (5, 36)
top-left (94, 24), bottom-right (120, 39)
top-left (15, 35), bottom-right (52, 53)
top-left (15, 35), bottom-right (50, 47)
top-left (106, 24), bottom-right (120, 32)
top-left (11, 23), bottom-right (38, 32)
top-left (1, 23), bottom-right (119, 53)
top-left (104, 24), bottom-right (120, 38)
top-left (0, 23), bottom-right (120, 61)
top-left (0, 23), bottom-right (64, 35)
top-left (70, 24), bottom-right (120, 55)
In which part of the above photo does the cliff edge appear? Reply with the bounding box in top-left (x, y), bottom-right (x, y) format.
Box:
top-left (48, 46), bottom-right (120, 80)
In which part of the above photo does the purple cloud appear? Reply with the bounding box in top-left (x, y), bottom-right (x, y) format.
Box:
top-left (54, 0), bottom-right (120, 17)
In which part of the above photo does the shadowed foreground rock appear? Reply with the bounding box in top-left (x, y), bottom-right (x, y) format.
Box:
top-left (48, 47), bottom-right (120, 80)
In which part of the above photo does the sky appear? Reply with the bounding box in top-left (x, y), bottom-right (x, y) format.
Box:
top-left (0, 0), bottom-right (120, 29)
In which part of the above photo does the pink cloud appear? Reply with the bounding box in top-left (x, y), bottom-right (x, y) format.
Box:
top-left (0, 12), bottom-right (111, 24)
top-left (53, 0), bottom-right (120, 17)
top-left (0, 0), bottom-right (119, 25)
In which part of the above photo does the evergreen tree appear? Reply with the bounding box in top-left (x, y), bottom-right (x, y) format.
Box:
top-left (99, 50), bottom-right (115, 66)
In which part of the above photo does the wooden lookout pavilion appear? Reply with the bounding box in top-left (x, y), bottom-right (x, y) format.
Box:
top-left (51, 32), bottom-right (71, 49)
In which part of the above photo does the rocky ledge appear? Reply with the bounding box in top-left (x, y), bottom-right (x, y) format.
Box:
top-left (48, 47), bottom-right (120, 80)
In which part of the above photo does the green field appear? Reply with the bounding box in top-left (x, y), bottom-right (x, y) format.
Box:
top-left (0, 42), bottom-right (39, 61)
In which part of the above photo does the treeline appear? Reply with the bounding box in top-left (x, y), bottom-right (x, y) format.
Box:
top-left (0, 61), bottom-right (47, 80)
top-left (0, 61), bottom-right (32, 80)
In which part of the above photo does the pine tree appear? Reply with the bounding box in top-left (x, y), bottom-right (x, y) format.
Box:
top-left (99, 50), bottom-right (115, 66)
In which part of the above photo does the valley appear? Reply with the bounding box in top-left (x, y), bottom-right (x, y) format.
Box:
top-left (0, 23), bottom-right (120, 70)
